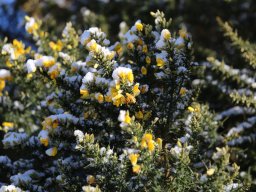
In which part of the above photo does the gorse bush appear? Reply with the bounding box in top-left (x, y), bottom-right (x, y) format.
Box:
top-left (0, 10), bottom-right (253, 192)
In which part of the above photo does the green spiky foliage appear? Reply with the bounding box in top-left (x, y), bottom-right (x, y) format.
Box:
top-left (204, 18), bottom-right (256, 188)
top-left (0, 38), bottom-right (49, 134)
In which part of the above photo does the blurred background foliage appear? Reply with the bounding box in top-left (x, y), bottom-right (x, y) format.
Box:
top-left (1, 0), bottom-right (256, 59)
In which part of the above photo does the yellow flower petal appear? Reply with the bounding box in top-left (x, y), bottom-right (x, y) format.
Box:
top-left (188, 106), bottom-right (195, 112)
top-left (129, 153), bottom-right (139, 166)
top-left (2, 122), bottom-right (14, 128)
top-left (132, 164), bottom-right (141, 174)
top-left (147, 140), bottom-right (155, 152)
top-left (141, 66), bottom-right (147, 75)
top-left (45, 147), bottom-right (58, 156)
top-left (135, 22), bottom-right (143, 31)
top-left (207, 168), bottom-right (215, 176)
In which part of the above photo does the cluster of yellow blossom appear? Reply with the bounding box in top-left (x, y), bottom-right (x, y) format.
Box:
top-left (39, 130), bottom-right (49, 147)
top-left (118, 110), bottom-right (132, 127)
top-left (1, 39), bottom-right (30, 63)
top-left (40, 118), bottom-right (58, 146)
top-left (2, 122), bottom-right (14, 128)
top-left (187, 104), bottom-right (200, 113)
top-left (129, 153), bottom-right (141, 174)
top-left (25, 55), bottom-right (62, 79)
top-left (49, 40), bottom-right (63, 52)
top-left (0, 69), bottom-right (11, 95)
top-left (39, 117), bottom-right (59, 156)
top-left (141, 133), bottom-right (162, 152)
top-left (42, 117), bottom-right (59, 130)
top-left (107, 67), bottom-right (140, 106)
top-left (80, 67), bottom-right (140, 107)
top-left (0, 79), bottom-right (6, 95)
top-left (25, 16), bottom-right (39, 35)
top-left (1, 122), bottom-right (14, 132)
top-left (128, 133), bottom-right (163, 174)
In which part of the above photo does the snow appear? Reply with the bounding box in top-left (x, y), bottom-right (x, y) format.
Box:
top-left (74, 130), bottom-right (84, 142)
top-left (118, 110), bottom-right (126, 122)
top-left (25, 59), bottom-right (37, 73)
top-left (227, 116), bottom-right (256, 137)
top-left (10, 169), bottom-right (44, 185)
top-left (0, 185), bottom-right (22, 192)
top-left (112, 67), bottom-right (132, 82)
top-left (0, 69), bottom-right (11, 79)
top-left (25, 17), bottom-right (36, 31)
top-left (83, 72), bottom-right (95, 83)
top-left (2, 132), bottom-right (28, 147)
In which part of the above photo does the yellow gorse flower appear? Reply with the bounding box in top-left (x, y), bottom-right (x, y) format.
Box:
top-left (87, 40), bottom-right (99, 52)
top-left (156, 57), bottom-right (165, 68)
top-left (118, 71), bottom-right (134, 84)
top-left (143, 133), bottom-right (153, 142)
top-left (179, 87), bottom-right (187, 96)
top-left (135, 111), bottom-right (143, 119)
top-left (132, 83), bottom-right (140, 96)
top-left (179, 29), bottom-right (187, 38)
top-left (133, 136), bottom-right (138, 143)
top-left (124, 111), bottom-right (131, 124)
top-left (140, 85), bottom-right (148, 94)
top-left (125, 93), bottom-right (136, 104)
top-left (140, 139), bottom-right (147, 148)
top-left (207, 168), bottom-right (215, 176)
top-left (45, 147), bottom-right (58, 156)
top-left (80, 89), bottom-right (89, 98)
top-left (2, 122), bottom-right (14, 128)
top-left (146, 56), bottom-right (151, 65)
top-left (104, 95), bottom-right (112, 102)
top-left (0, 80), bottom-right (6, 93)
top-left (188, 105), bottom-right (200, 113)
top-left (128, 152), bottom-right (142, 174)
top-left (127, 42), bottom-right (134, 50)
top-left (112, 93), bottom-right (126, 107)
top-left (87, 175), bottom-right (96, 185)
top-left (129, 153), bottom-right (139, 166)
top-left (156, 138), bottom-right (163, 150)
top-left (142, 45), bottom-right (148, 53)
top-left (147, 140), bottom-right (155, 152)
top-left (40, 138), bottom-right (49, 147)
top-left (42, 118), bottom-right (58, 129)
top-left (96, 93), bottom-right (104, 103)
top-left (49, 70), bottom-right (60, 79)
top-left (49, 40), bottom-right (63, 51)
top-left (140, 133), bottom-right (157, 152)
top-left (25, 16), bottom-right (39, 34)
top-left (108, 67), bottom-right (139, 106)
top-left (162, 29), bottom-right (171, 40)
top-left (135, 22), bottom-right (143, 31)
top-left (26, 73), bottom-right (33, 79)
top-left (12, 39), bottom-right (31, 59)
top-left (188, 106), bottom-right (195, 112)
top-left (48, 65), bottom-right (61, 79)
top-left (6, 60), bottom-right (13, 68)
top-left (132, 164), bottom-right (141, 174)
top-left (114, 43), bottom-right (123, 55)
top-left (43, 60), bottom-right (55, 68)
top-left (141, 66), bottom-right (147, 75)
